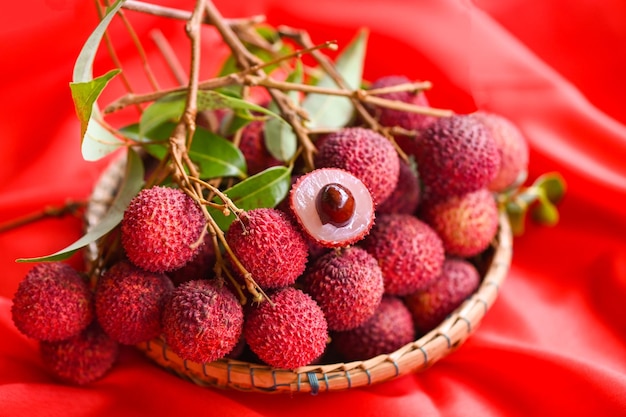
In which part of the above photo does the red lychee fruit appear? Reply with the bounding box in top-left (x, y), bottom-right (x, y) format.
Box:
top-left (95, 261), bottom-right (174, 345)
top-left (121, 186), bottom-right (206, 273)
top-left (361, 214), bottom-right (445, 296)
top-left (405, 257), bottom-right (481, 334)
top-left (289, 168), bottom-right (375, 248)
top-left (332, 296), bottom-right (415, 361)
top-left (471, 111), bottom-right (529, 192)
top-left (11, 262), bottom-right (93, 342)
top-left (161, 279), bottom-right (244, 363)
top-left (166, 232), bottom-right (217, 286)
top-left (39, 324), bottom-right (119, 385)
top-left (314, 127), bottom-right (400, 206)
top-left (238, 120), bottom-right (282, 176)
top-left (244, 287), bottom-right (328, 369)
top-left (376, 159), bottom-right (421, 215)
top-left (226, 208), bottom-right (308, 289)
top-left (416, 114), bottom-right (501, 200)
top-left (420, 188), bottom-right (499, 258)
top-left (302, 246), bottom-right (384, 331)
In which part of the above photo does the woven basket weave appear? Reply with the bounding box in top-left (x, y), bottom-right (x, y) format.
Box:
top-left (85, 152), bottom-right (513, 394)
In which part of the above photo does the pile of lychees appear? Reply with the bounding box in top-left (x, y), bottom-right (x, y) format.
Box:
top-left (11, 72), bottom-right (529, 385)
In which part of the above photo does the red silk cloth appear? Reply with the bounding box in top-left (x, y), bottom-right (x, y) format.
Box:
top-left (1, 0), bottom-right (626, 415)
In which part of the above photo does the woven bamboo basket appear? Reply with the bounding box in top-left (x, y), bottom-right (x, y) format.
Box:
top-left (85, 152), bottom-right (513, 394)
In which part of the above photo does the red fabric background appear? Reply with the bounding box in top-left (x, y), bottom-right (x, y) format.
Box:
top-left (2, 0), bottom-right (626, 416)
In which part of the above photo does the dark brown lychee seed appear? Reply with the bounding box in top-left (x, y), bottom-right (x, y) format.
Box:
top-left (302, 246), bottom-right (384, 331)
top-left (95, 261), bottom-right (174, 345)
top-left (316, 182), bottom-right (356, 227)
top-left (332, 296), bottom-right (415, 361)
top-left (11, 262), bottom-right (93, 342)
top-left (40, 324), bottom-right (119, 385)
top-left (161, 280), bottom-right (244, 363)
top-left (289, 168), bottom-right (375, 248)
top-left (226, 208), bottom-right (308, 289)
top-left (405, 258), bottom-right (481, 334)
top-left (416, 114), bottom-right (501, 200)
top-left (244, 287), bottom-right (328, 369)
top-left (121, 186), bottom-right (206, 273)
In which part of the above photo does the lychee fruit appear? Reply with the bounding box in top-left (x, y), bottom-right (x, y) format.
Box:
top-left (376, 159), bottom-right (421, 215)
top-left (39, 324), bottom-right (119, 385)
top-left (226, 207), bottom-right (308, 289)
top-left (471, 111), bottom-right (529, 192)
top-left (361, 214), bottom-right (445, 296)
top-left (95, 260), bottom-right (174, 345)
top-left (167, 232), bottom-right (217, 286)
top-left (405, 257), bottom-right (481, 334)
top-left (11, 262), bottom-right (93, 342)
top-left (161, 279), bottom-right (244, 363)
top-left (416, 114), bottom-right (501, 200)
top-left (121, 186), bottom-right (206, 273)
top-left (332, 296), bottom-right (415, 361)
top-left (289, 168), bottom-right (375, 248)
top-left (302, 246), bottom-right (384, 331)
top-left (238, 120), bottom-right (282, 175)
top-left (244, 287), bottom-right (328, 369)
top-left (420, 188), bottom-right (499, 258)
top-left (314, 127), bottom-right (400, 206)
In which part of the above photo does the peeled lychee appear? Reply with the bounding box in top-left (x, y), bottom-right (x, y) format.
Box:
top-left (314, 127), bottom-right (400, 206)
top-left (471, 111), bottom-right (529, 192)
top-left (40, 324), bottom-right (119, 385)
top-left (244, 287), bottom-right (328, 369)
top-left (361, 214), bottom-right (445, 296)
top-left (121, 186), bottom-right (206, 273)
top-left (376, 159), bottom-right (421, 215)
top-left (405, 257), bottom-right (481, 333)
top-left (416, 114), bottom-right (501, 200)
top-left (302, 246), bottom-right (384, 331)
top-left (289, 168), bottom-right (375, 248)
top-left (95, 261), bottom-right (174, 345)
top-left (161, 280), bottom-right (244, 363)
top-left (11, 262), bottom-right (93, 342)
top-left (226, 208), bottom-right (308, 289)
top-left (420, 188), bottom-right (499, 258)
top-left (332, 296), bottom-right (415, 361)
top-left (238, 120), bottom-right (282, 175)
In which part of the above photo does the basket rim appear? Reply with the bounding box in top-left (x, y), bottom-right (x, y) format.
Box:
top-left (86, 152), bottom-right (513, 394)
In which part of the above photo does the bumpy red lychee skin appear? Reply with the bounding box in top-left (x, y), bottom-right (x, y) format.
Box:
top-left (314, 127), bottom-right (400, 206)
top-left (376, 159), bottom-right (421, 215)
top-left (226, 208), bottom-right (308, 289)
top-left (95, 261), bottom-right (174, 345)
top-left (121, 186), bottom-right (206, 273)
top-left (161, 280), bottom-right (244, 363)
top-left (11, 262), bottom-right (93, 342)
top-left (302, 246), bottom-right (384, 331)
top-left (471, 111), bottom-right (529, 192)
top-left (332, 296), bottom-right (415, 361)
top-left (167, 233), bottom-right (217, 286)
top-left (420, 188), bottom-right (499, 258)
top-left (361, 214), bottom-right (445, 296)
top-left (244, 287), bottom-right (328, 369)
top-left (239, 120), bottom-right (282, 176)
top-left (416, 114), bottom-right (501, 200)
top-left (40, 324), bottom-right (119, 385)
top-left (405, 258), bottom-right (481, 334)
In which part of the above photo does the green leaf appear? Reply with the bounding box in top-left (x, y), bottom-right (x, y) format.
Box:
top-left (534, 172), bottom-right (566, 205)
top-left (208, 166), bottom-right (291, 231)
top-left (531, 198), bottom-right (560, 227)
top-left (506, 200), bottom-right (527, 236)
top-left (301, 28), bottom-right (368, 129)
top-left (71, 0), bottom-right (126, 161)
top-left (17, 148), bottom-right (145, 263)
top-left (264, 61), bottom-right (303, 161)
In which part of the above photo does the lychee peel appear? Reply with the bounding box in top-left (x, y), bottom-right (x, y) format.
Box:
top-left (121, 186), bottom-right (206, 273)
top-left (303, 246), bottom-right (384, 331)
top-left (11, 262), bottom-right (93, 342)
top-left (95, 261), bottom-right (174, 345)
top-left (376, 159), bottom-right (421, 215)
top-left (244, 287), bottom-right (328, 369)
top-left (162, 280), bottom-right (244, 364)
top-left (290, 168), bottom-right (375, 248)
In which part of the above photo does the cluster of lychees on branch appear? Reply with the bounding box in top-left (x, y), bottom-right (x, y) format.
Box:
top-left (8, 0), bottom-right (564, 386)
